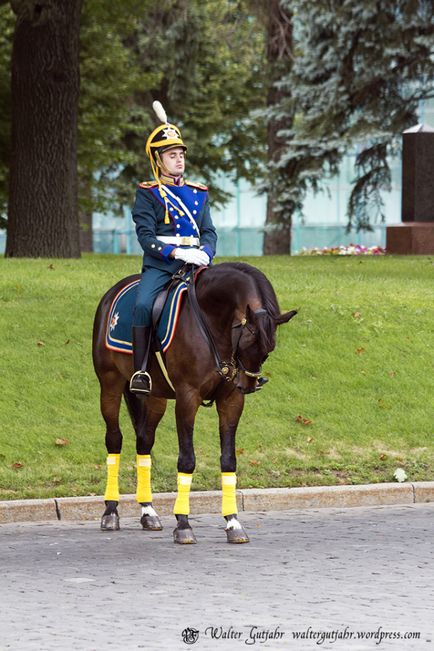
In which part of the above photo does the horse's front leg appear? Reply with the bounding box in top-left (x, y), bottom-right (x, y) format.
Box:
top-left (134, 396), bottom-right (167, 531)
top-left (99, 373), bottom-right (125, 531)
top-left (217, 389), bottom-right (249, 544)
top-left (173, 389), bottom-right (201, 544)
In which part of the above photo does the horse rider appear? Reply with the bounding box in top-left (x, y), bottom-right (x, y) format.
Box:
top-left (130, 102), bottom-right (217, 395)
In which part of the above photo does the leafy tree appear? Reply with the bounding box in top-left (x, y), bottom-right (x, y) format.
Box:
top-left (77, 0), bottom-right (155, 250)
top-left (120, 0), bottom-right (267, 206)
top-left (272, 0), bottom-right (434, 240)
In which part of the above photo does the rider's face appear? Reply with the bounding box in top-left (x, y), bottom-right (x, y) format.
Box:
top-left (159, 147), bottom-right (185, 177)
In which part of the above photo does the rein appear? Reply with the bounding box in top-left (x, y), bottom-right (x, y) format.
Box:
top-left (186, 270), bottom-right (237, 382)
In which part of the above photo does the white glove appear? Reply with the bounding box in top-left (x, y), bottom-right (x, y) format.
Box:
top-left (174, 247), bottom-right (210, 266)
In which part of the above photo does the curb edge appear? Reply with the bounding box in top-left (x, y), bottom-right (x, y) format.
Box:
top-left (0, 481), bottom-right (433, 524)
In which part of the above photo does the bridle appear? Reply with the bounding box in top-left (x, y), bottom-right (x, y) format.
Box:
top-left (230, 310), bottom-right (268, 379)
top-left (186, 272), bottom-right (267, 383)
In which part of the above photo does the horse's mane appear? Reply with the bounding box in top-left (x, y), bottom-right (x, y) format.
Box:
top-left (216, 262), bottom-right (281, 352)
top-left (219, 262), bottom-right (281, 318)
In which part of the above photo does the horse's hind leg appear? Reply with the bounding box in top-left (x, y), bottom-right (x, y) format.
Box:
top-left (99, 371), bottom-right (126, 531)
top-left (217, 390), bottom-right (249, 544)
top-left (124, 391), bottom-right (167, 531)
top-left (172, 390), bottom-right (201, 544)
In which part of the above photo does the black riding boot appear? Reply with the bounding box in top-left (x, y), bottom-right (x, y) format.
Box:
top-left (129, 326), bottom-right (152, 395)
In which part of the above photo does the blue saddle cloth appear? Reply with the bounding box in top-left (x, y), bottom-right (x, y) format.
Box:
top-left (105, 278), bottom-right (189, 354)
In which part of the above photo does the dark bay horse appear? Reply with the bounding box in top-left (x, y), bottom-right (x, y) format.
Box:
top-left (92, 262), bottom-right (296, 543)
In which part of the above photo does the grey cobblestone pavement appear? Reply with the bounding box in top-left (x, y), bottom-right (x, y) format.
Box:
top-left (0, 503), bottom-right (432, 651)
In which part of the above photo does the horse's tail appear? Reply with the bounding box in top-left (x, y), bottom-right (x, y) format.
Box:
top-left (123, 385), bottom-right (145, 434)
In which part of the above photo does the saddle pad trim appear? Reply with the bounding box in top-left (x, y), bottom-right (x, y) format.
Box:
top-left (105, 280), bottom-right (140, 354)
top-left (160, 283), bottom-right (187, 352)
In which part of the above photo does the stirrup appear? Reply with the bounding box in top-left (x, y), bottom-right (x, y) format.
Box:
top-left (129, 370), bottom-right (152, 395)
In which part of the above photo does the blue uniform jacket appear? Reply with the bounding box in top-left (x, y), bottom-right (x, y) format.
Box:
top-left (132, 180), bottom-right (217, 273)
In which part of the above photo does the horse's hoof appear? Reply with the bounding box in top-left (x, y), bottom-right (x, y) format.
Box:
top-left (101, 513), bottom-right (120, 531)
top-left (141, 513), bottom-right (163, 531)
top-left (173, 526), bottom-right (197, 544)
top-left (226, 525), bottom-right (249, 544)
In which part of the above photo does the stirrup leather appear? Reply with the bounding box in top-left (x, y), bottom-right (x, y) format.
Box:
top-left (129, 370), bottom-right (152, 394)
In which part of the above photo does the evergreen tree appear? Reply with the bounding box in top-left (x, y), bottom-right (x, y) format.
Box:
top-left (273, 0), bottom-right (434, 236)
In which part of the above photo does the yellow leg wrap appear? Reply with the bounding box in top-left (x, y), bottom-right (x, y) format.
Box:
top-left (173, 473), bottom-right (193, 515)
top-left (221, 472), bottom-right (238, 516)
top-left (136, 454), bottom-right (152, 503)
top-left (104, 453), bottom-right (120, 502)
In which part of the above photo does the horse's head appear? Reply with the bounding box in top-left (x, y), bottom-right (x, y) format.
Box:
top-left (232, 305), bottom-right (297, 395)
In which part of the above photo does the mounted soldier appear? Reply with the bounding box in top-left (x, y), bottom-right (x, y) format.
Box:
top-left (130, 101), bottom-right (217, 395)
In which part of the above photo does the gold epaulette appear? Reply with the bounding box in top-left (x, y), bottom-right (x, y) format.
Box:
top-left (138, 180), bottom-right (158, 189)
top-left (185, 180), bottom-right (208, 191)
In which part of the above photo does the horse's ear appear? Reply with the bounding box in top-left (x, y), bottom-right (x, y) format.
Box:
top-left (275, 310), bottom-right (297, 325)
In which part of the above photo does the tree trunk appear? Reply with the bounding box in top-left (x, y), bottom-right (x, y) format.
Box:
top-left (263, 0), bottom-right (293, 255)
top-left (6, 0), bottom-right (83, 258)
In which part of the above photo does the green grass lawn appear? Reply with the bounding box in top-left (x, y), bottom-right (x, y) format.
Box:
top-left (0, 254), bottom-right (433, 500)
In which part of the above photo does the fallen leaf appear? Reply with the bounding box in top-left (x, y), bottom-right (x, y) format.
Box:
top-left (55, 438), bottom-right (70, 447)
top-left (295, 415), bottom-right (312, 426)
top-left (48, 264), bottom-right (55, 270)
top-left (352, 311), bottom-right (362, 319)
top-left (11, 462), bottom-right (24, 470)
top-left (388, 371), bottom-right (396, 378)
top-left (379, 453), bottom-right (387, 461)
top-left (249, 459), bottom-right (260, 466)
top-left (356, 347), bottom-right (365, 355)
top-left (64, 339), bottom-right (70, 345)
top-left (236, 448), bottom-right (245, 455)
top-left (37, 341), bottom-right (45, 347)
top-left (307, 436), bottom-right (314, 443)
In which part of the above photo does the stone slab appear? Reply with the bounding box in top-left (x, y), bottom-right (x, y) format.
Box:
top-left (0, 498), bottom-right (57, 524)
top-left (413, 481), bottom-right (434, 504)
top-left (240, 483), bottom-right (414, 511)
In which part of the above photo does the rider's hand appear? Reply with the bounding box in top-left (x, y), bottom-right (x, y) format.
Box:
top-left (174, 248), bottom-right (210, 266)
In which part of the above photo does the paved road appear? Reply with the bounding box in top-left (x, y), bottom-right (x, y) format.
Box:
top-left (0, 504), bottom-right (432, 651)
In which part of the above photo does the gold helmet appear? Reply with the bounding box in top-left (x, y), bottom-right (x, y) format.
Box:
top-left (145, 101), bottom-right (187, 182)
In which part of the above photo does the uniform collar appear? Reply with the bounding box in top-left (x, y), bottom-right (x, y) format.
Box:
top-left (159, 173), bottom-right (185, 187)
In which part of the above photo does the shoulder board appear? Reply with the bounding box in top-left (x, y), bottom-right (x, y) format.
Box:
top-left (185, 180), bottom-right (208, 191)
top-left (138, 181), bottom-right (158, 189)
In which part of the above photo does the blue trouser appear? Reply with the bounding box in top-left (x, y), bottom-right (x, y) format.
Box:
top-left (133, 267), bottom-right (173, 327)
